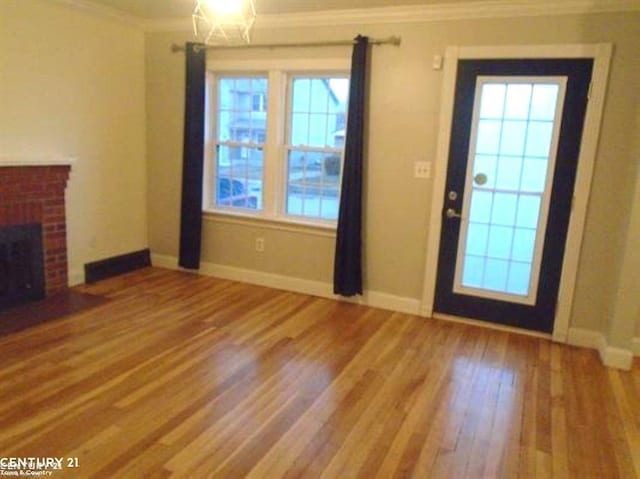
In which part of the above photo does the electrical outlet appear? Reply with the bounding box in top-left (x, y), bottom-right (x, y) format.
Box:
top-left (255, 237), bottom-right (265, 252)
top-left (414, 161), bottom-right (432, 179)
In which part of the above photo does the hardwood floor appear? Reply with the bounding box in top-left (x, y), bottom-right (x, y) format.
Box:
top-left (0, 290), bottom-right (109, 337)
top-left (0, 267), bottom-right (638, 478)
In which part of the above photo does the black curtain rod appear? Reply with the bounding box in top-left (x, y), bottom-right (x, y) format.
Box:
top-left (170, 35), bottom-right (401, 52)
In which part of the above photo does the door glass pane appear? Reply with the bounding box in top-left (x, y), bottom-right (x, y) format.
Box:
top-left (469, 190), bottom-right (493, 223)
top-left (455, 77), bottom-right (565, 303)
top-left (463, 255), bottom-right (485, 288)
top-left (487, 225), bottom-right (513, 259)
top-left (495, 156), bottom-right (522, 191)
top-left (499, 121), bottom-right (527, 156)
top-left (476, 120), bottom-right (502, 155)
top-left (525, 121), bottom-right (554, 157)
top-left (507, 262), bottom-right (532, 295)
top-left (491, 193), bottom-right (518, 226)
top-left (521, 158), bottom-right (548, 192)
top-left (530, 84), bottom-right (559, 120)
top-left (504, 84), bottom-right (532, 119)
top-left (516, 196), bottom-right (541, 228)
top-left (466, 223), bottom-right (489, 256)
top-left (511, 228), bottom-right (536, 263)
top-left (484, 258), bottom-right (509, 291)
top-left (479, 84), bottom-right (506, 118)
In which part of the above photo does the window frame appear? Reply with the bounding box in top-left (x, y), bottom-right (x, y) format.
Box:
top-left (203, 58), bottom-right (351, 230)
top-left (284, 74), bottom-right (350, 224)
top-left (210, 73), bottom-right (269, 213)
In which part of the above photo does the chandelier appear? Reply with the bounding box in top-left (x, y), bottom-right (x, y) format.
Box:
top-left (192, 0), bottom-right (256, 45)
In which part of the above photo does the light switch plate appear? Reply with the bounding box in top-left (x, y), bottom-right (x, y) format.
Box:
top-left (432, 55), bottom-right (443, 70)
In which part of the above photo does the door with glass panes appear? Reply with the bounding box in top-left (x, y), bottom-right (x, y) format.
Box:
top-left (434, 59), bottom-right (592, 332)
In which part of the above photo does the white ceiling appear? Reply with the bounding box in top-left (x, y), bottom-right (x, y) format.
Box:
top-left (84, 0), bottom-right (475, 18)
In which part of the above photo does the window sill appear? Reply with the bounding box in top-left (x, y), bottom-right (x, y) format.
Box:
top-left (202, 210), bottom-right (337, 238)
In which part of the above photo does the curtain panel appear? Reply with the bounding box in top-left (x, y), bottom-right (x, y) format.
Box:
top-left (178, 42), bottom-right (206, 270)
top-left (333, 35), bottom-right (369, 296)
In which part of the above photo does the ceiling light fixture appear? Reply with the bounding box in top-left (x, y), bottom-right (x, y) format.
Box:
top-left (192, 0), bottom-right (256, 45)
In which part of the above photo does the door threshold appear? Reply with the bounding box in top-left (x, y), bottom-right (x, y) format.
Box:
top-left (432, 312), bottom-right (552, 340)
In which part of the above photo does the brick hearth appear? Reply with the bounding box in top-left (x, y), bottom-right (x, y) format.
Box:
top-left (0, 165), bottom-right (71, 295)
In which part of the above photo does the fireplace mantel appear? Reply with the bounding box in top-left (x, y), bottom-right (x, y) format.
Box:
top-left (0, 156), bottom-right (76, 168)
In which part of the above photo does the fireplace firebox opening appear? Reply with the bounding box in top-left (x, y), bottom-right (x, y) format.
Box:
top-left (0, 223), bottom-right (45, 311)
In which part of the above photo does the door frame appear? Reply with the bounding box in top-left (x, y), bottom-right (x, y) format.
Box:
top-left (420, 43), bottom-right (612, 342)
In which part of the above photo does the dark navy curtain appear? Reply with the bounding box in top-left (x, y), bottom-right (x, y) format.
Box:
top-left (333, 35), bottom-right (369, 296)
top-left (178, 42), bottom-right (206, 270)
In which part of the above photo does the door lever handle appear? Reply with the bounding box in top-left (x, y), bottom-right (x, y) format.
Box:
top-left (445, 208), bottom-right (462, 219)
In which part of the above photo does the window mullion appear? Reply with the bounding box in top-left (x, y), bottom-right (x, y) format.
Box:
top-left (262, 69), bottom-right (283, 219)
top-left (204, 72), bottom-right (216, 211)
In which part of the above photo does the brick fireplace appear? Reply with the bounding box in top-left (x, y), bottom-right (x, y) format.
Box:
top-left (0, 165), bottom-right (71, 303)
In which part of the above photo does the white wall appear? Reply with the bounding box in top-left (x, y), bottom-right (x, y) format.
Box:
top-left (0, 0), bottom-right (147, 283)
top-left (610, 104), bottom-right (640, 348)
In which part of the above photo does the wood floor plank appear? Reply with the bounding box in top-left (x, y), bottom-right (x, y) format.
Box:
top-left (609, 369), bottom-right (640, 477)
top-left (245, 310), bottom-right (405, 479)
top-left (0, 267), bottom-right (637, 478)
top-left (550, 343), bottom-right (570, 479)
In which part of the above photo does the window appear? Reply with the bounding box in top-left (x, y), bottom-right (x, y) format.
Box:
top-left (214, 76), bottom-right (267, 210)
top-left (286, 77), bottom-right (349, 221)
top-left (205, 61), bottom-right (350, 227)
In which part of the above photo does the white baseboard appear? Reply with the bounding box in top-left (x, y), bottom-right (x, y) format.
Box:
top-left (68, 269), bottom-right (84, 287)
top-left (632, 337), bottom-right (640, 357)
top-left (566, 327), bottom-right (606, 350)
top-left (151, 254), bottom-right (635, 369)
top-left (567, 328), bottom-right (634, 370)
top-left (602, 346), bottom-right (635, 370)
top-left (151, 253), bottom-right (422, 316)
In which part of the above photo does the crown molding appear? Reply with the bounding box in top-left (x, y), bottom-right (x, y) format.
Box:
top-left (47, 0), bottom-right (640, 32)
top-left (143, 17), bottom-right (191, 33)
top-left (48, 0), bottom-right (143, 27)
top-left (144, 0), bottom-right (640, 32)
